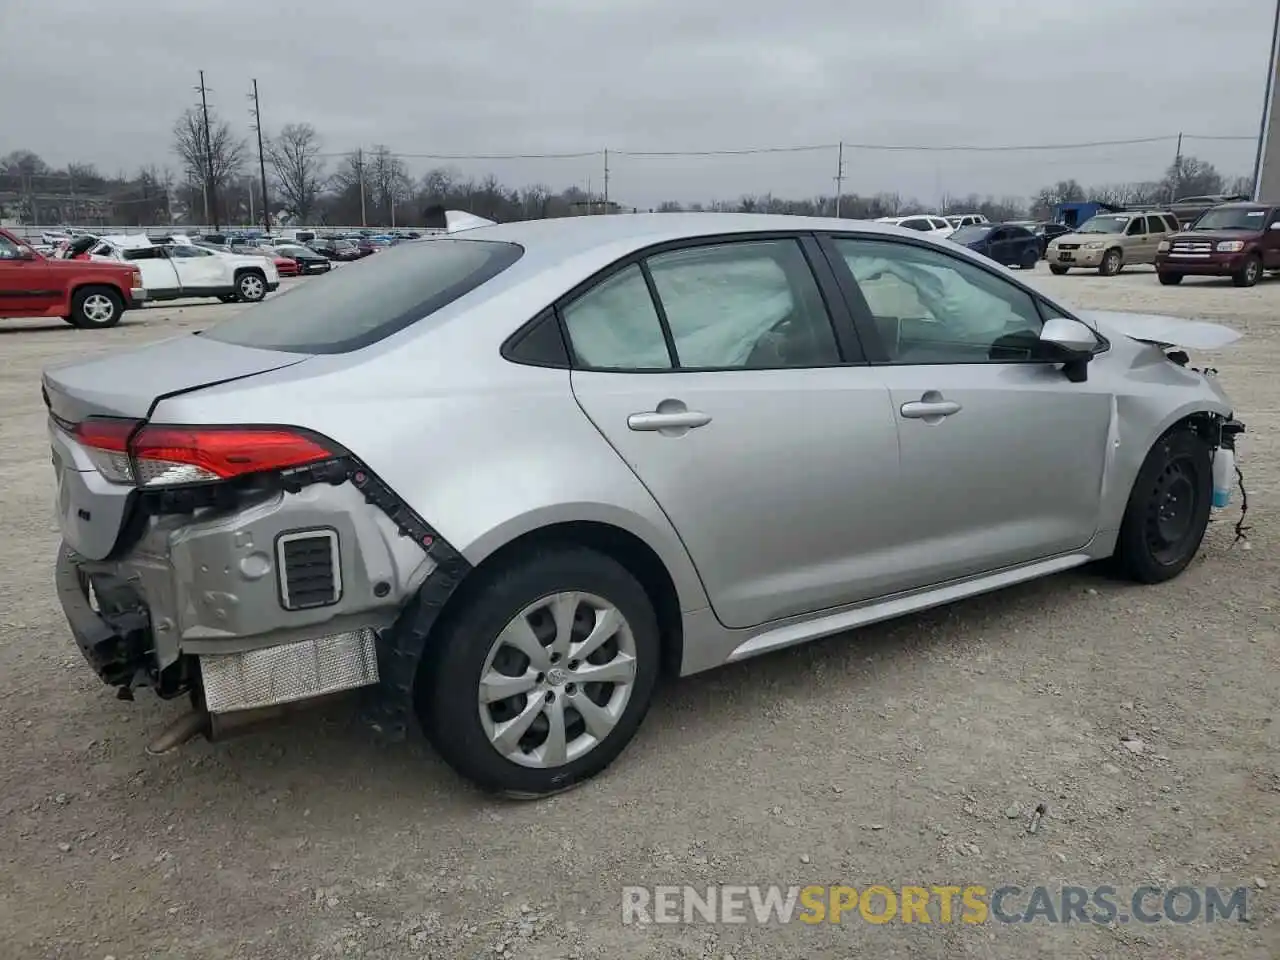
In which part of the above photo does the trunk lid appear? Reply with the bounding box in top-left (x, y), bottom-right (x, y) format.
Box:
top-left (44, 334), bottom-right (311, 560)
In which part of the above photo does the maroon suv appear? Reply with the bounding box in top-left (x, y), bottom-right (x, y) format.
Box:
top-left (1155, 201), bottom-right (1280, 287)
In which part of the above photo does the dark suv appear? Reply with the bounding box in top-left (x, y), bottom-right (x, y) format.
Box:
top-left (1155, 202), bottom-right (1280, 287)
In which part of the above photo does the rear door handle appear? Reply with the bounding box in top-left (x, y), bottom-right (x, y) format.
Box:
top-left (900, 400), bottom-right (962, 419)
top-left (627, 410), bottom-right (712, 431)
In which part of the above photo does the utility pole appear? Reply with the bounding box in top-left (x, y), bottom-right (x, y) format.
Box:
top-left (196, 70), bottom-right (220, 231)
top-left (355, 148), bottom-right (367, 226)
top-left (1252, 0), bottom-right (1280, 200)
top-left (603, 149), bottom-right (609, 213)
top-left (1171, 132), bottom-right (1184, 203)
top-left (249, 79), bottom-right (271, 233)
top-left (834, 141), bottom-right (845, 218)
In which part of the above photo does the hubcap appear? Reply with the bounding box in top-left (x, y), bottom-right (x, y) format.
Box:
top-left (241, 276), bottom-right (264, 298)
top-left (83, 294), bottom-right (114, 323)
top-left (1247, 261), bottom-right (1260, 282)
top-left (1145, 457), bottom-right (1199, 564)
top-left (478, 591), bottom-right (637, 769)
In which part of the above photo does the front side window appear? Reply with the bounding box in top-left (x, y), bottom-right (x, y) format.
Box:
top-left (832, 237), bottom-right (1046, 364)
top-left (560, 263), bottom-right (672, 370)
top-left (0, 235), bottom-right (21, 259)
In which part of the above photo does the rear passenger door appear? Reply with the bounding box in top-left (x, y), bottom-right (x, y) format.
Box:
top-left (1263, 208), bottom-right (1280, 270)
top-left (564, 235), bottom-right (904, 629)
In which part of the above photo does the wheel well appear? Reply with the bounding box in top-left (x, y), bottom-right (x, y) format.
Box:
top-left (234, 266), bottom-right (265, 279)
top-left (70, 282), bottom-right (122, 302)
top-left (434, 521), bottom-right (685, 679)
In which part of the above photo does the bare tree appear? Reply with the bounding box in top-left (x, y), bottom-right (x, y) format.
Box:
top-left (366, 145), bottom-right (412, 224)
top-left (266, 122), bottom-right (325, 221)
top-left (172, 107), bottom-right (247, 220)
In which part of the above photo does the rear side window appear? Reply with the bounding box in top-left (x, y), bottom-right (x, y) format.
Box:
top-left (201, 238), bottom-right (523, 353)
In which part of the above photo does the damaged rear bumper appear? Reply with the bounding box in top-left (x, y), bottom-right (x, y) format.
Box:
top-left (54, 460), bottom-right (472, 737)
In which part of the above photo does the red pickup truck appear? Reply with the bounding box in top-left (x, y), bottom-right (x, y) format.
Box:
top-left (0, 227), bottom-right (146, 328)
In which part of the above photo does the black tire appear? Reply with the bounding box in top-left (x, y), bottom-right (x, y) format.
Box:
top-left (235, 270), bottom-right (267, 302)
top-left (1019, 247), bottom-right (1038, 270)
top-left (1232, 254), bottom-right (1261, 288)
top-left (1111, 428), bottom-right (1212, 584)
top-left (1099, 248), bottom-right (1123, 276)
top-left (1049, 264), bottom-right (1069, 275)
top-left (416, 546), bottom-right (661, 798)
top-left (1157, 272), bottom-right (1184, 286)
top-left (69, 285), bottom-right (123, 329)
top-left (217, 293), bottom-right (239, 303)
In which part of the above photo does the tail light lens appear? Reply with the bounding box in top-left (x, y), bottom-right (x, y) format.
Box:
top-left (73, 419), bottom-right (339, 487)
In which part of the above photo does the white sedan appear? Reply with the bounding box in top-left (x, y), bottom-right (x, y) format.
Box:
top-left (86, 236), bottom-right (280, 303)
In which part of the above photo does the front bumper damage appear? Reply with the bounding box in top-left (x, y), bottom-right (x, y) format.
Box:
top-left (55, 458), bottom-right (472, 741)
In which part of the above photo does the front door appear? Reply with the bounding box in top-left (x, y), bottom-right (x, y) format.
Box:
top-left (822, 233), bottom-right (1113, 590)
top-left (563, 237), bottom-right (904, 629)
top-left (0, 234), bottom-right (56, 315)
top-left (985, 228), bottom-right (1013, 265)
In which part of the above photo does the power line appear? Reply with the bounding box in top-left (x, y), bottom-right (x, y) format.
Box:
top-left (304, 133), bottom-right (1254, 163)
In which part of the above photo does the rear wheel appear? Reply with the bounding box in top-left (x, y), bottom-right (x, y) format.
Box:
top-left (1157, 272), bottom-right (1184, 286)
top-left (70, 286), bottom-right (123, 329)
top-left (416, 547), bottom-right (661, 797)
top-left (1110, 428), bottom-right (1212, 583)
top-left (1049, 264), bottom-right (1069, 275)
top-left (1232, 254), bottom-right (1261, 287)
top-left (1099, 248), bottom-right (1123, 276)
top-left (235, 271), bottom-right (267, 302)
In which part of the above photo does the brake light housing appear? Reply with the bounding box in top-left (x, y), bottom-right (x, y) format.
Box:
top-left (72, 418), bottom-right (341, 488)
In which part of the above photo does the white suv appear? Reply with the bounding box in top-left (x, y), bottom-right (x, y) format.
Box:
top-left (87, 236), bottom-right (280, 303)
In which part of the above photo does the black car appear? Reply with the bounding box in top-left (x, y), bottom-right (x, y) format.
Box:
top-left (1030, 222), bottom-right (1073, 258)
top-left (948, 222), bottom-right (1041, 269)
top-left (306, 238), bottom-right (362, 262)
top-left (275, 243), bottom-right (333, 275)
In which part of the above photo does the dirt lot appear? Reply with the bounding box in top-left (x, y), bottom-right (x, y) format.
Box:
top-left (0, 265), bottom-right (1276, 959)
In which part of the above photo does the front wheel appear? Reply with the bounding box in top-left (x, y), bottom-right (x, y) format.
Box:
top-left (1232, 255), bottom-right (1261, 288)
top-left (1110, 428), bottom-right (1213, 584)
top-left (70, 286), bottom-right (123, 329)
top-left (1019, 247), bottom-right (1038, 270)
top-left (235, 271), bottom-right (267, 302)
top-left (1099, 248), bottom-right (1123, 276)
top-left (416, 547), bottom-right (661, 797)
top-left (1157, 272), bottom-right (1184, 286)
top-left (1049, 264), bottom-right (1069, 275)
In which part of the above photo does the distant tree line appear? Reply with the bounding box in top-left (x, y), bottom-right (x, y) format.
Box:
top-left (0, 108), bottom-right (1255, 230)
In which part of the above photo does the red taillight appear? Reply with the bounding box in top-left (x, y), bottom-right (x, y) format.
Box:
top-left (71, 419), bottom-right (338, 487)
top-left (130, 426), bottom-right (338, 486)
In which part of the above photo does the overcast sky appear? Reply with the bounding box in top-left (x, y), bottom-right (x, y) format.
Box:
top-left (2, 0), bottom-right (1276, 207)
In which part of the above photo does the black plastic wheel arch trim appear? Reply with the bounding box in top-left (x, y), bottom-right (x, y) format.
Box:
top-left (277, 456), bottom-right (474, 739)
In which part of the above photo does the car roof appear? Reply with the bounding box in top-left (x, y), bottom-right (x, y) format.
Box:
top-left (451, 212), bottom-right (937, 264)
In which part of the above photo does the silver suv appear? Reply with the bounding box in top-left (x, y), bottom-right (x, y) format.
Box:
top-left (1046, 210), bottom-right (1181, 276)
top-left (45, 214), bottom-right (1243, 797)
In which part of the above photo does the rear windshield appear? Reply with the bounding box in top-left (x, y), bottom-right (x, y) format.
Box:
top-left (950, 225), bottom-right (992, 243)
top-left (200, 237), bottom-right (523, 354)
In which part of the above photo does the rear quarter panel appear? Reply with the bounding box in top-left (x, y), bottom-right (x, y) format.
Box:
top-left (151, 296), bottom-right (713, 615)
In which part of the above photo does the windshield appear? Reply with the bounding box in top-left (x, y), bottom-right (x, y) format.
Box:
top-left (277, 245), bottom-right (310, 257)
top-left (1077, 215), bottom-right (1129, 234)
top-left (950, 225), bottom-right (992, 243)
top-left (1191, 207), bottom-right (1269, 230)
top-left (201, 238), bottom-right (523, 353)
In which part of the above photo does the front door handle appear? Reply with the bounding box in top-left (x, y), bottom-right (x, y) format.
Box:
top-left (628, 410), bottom-right (712, 431)
top-left (900, 398), bottom-right (962, 419)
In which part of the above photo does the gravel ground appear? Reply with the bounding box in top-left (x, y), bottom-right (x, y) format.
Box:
top-left (0, 264), bottom-right (1277, 960)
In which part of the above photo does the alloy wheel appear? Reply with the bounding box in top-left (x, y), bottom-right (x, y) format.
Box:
top-left (82, 293), bottom-right (115, 324)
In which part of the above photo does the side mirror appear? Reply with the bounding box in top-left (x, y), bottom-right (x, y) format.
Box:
top-left (1040, 316), bottom-right (1096, 354)
top-left (16, 245), bottom-right (36, 260)
top-left (1040, 316), bottom-right (1096, 382)
top-left (1268, 222), bottom-right (1280, 231)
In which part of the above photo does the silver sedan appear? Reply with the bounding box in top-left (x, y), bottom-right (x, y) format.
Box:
top-left (44, 213), bottom-right (1245, 797)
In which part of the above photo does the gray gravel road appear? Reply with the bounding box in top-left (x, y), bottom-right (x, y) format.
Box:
top-left (0, 266), bottom-right (1276, 959)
